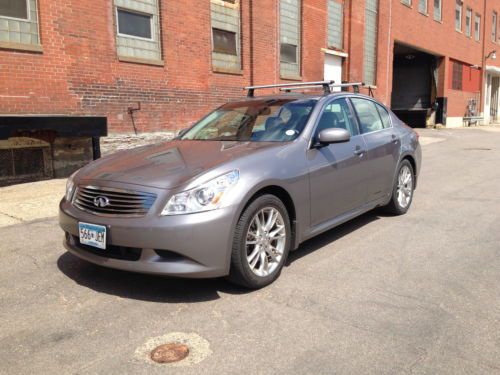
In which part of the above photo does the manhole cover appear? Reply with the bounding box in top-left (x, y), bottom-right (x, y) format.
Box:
top-left (150, 343), bottom-right (189, 364)
top-left (135, 332), bottom-right (212, 367)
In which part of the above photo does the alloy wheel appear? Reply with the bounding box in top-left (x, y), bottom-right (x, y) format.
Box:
top-left (245, 207), bottom-right (286, 277)
top-left (396, 165), bottom-right (413, 208)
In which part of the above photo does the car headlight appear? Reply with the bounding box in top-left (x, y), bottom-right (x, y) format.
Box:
top-left (65, 170), bottom-right (78, 201)
top-left (161, 170), bottom-right (239, 215)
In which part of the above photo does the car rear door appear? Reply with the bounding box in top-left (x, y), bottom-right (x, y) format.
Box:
top-left (307, 97), bottom-right (368, 227)
top-left (349, 98), bottom-right (400, 202)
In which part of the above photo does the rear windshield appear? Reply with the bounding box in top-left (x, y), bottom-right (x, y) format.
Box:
top-left (180, 98), bottom-right (318, 142)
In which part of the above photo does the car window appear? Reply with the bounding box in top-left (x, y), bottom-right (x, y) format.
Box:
top-left (315, 98), bottom-right (359, 137)
top-left (350, 98), bottom-right (384, 134)
top-left (181, 99), bottom-right (317, 142)
top-left (376, 103), bottom-right (392, 129)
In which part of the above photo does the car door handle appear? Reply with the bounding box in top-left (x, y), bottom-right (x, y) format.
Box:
top-left (354, 147), bottom-right (365, 156)
top-left (391, 134), bottom-right (399, 144)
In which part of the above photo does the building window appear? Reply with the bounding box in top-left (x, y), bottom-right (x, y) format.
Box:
top-left (493, 12), bottom-right (497, 42)
top-left (433, 0), bottom-right (442, 21)
top-left (210, 0), bottom-right (241, 73)
top-left (452, 62), bottom-right (463, 90)
top-left (475, 13), bottom-right (481, 42)
top-left (280, 0), bottom-right (301, 79)
top-left (212, 28), bottom-right (237, 55)
top-left (364, 0), bottom-right (378, 86)
top-left (418, 0), bottom-right (427, 14)
top-left (327, 0), bottom-right (343, 50)
top-left (117, 9), bottom-right (152, 40)
top-left (465, 8), bottom-right (472, 37)
top-left (0, 0), bottom-right (40, 50)
top-left (455, 1), bottom-right (463, 31)
top-left (114, 0), bottom-right (161, 63)
top-left (0, 0), bottom-right (28, 19)
top-left (401, 0), bottom-right (411, 6)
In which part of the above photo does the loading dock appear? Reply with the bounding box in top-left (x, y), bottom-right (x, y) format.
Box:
top-left (391, 43), bottom-right (440, 128)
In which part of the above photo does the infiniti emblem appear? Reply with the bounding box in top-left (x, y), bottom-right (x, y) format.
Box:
top-left (93, 196), bottom-right (110, 208)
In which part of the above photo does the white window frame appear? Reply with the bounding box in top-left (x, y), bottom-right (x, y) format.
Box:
top-left (433, 0), bottom-right (442, 21)
top-left (418, 0), bottom-right (427, 14)
top-left (115, 7), bottom-right (155, 42)
top-left (0, 0), bottom-right (30, 22)
top-left (465, 8), bottom-right (472, 37)
top-left (474, 13), bottom-right (481, 42)
top-left (455, 0), bottom-right (463, 32)
top-left (493, 12), bottom-right (498, 42)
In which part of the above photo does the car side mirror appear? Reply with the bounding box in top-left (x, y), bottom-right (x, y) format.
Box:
top-left (316, 128), bottom-right (350, 146)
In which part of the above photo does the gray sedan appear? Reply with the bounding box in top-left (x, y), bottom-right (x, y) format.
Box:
top-left (59, 85), bottom-right (421, 288)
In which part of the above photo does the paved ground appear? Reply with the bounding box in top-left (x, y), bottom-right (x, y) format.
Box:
top-left (0, 128), bottom-right (499, 374)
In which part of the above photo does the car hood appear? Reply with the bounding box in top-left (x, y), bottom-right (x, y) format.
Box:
top-left (77, 140), bottom-right (283, 189)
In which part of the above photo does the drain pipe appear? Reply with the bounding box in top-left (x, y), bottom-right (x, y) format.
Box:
top-left (385, 0), bottom-right (393, 105)
top-left (249, 0), bottom-right (254, 87)
top-left (127, 101), bottom-right (141, 135)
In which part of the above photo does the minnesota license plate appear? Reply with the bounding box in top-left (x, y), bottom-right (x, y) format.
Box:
top-left (79, 222), bottom-right (107, 250)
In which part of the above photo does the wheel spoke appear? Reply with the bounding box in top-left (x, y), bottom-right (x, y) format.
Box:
top-left (249, 248), bottom-right (260, 268)
top-left (265, 247), bottom-right (278, 262)
top-left (269, 225), bottom-right (285, 238)
top-left (258, 251), bottom-right (266, 273)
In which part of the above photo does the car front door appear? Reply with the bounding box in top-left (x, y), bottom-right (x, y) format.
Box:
top-left (307, 97), bottom-right (368, 228)
top-left (350, 98), bottom-right (400, 202)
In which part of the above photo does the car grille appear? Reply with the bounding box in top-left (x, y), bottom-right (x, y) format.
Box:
top-left (73, 185), bottom-right (157, 217)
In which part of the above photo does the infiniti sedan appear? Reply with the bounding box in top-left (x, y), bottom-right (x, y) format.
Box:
top-left (59, 89), bottom-right (421, 288)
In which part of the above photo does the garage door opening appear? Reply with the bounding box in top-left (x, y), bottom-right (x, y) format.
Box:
top-left (391, 43), bottom-right (440, 128)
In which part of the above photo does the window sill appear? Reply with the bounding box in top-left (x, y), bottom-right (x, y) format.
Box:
top-left (280, 74), bottom-right (302, 82)
top-left (434, 18), bottom-right (443, 23)
top-left (401, 3), bottom-right (412, 9)
top-left (419, 11), bottom-right (429, 17)
top-left (118, 55), bottom-right (164, 67)
top-left (0, 41), bottom-right (43, 53)
top-left (212, 66), bottom-right (243, 75)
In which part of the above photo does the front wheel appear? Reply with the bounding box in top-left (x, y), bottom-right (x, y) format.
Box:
top-left (228, 195), bottom-right (291, 289)
top-left (383, 160), bottom-right (415, 215)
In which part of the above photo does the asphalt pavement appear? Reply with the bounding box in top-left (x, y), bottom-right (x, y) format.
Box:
top-left (0, 127), bottom-right (499, 374)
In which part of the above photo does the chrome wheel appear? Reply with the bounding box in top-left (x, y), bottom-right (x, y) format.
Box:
top-left (397, 165), bottom-right (413, 208)
top-left (245, 207), bottom-right (286, 277)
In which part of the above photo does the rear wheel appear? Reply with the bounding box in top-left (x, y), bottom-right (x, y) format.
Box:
top-left (383, 160), bottom-right (415, 215)
top-left (228, 195), bottom-right (291, 289)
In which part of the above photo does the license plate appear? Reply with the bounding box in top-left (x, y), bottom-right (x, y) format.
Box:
top-left (79, 222), bottom-right (107, 250)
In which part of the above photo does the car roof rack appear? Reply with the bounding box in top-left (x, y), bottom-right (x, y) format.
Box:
top-left (280, 82), bottom-right (365, 94)
top-left (244, 80), bottom-right (335, 97)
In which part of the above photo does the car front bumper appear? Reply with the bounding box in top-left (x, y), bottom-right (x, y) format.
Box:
top-left (59, 199), bottom-right (237, 278)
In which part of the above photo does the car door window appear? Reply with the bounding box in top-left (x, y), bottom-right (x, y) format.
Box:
top-left (350, 98), bottom-right (384, 134)
top-left (376, 103), bottom-right (392, 129)
top-left (315, 98), bottom-right (359, 138)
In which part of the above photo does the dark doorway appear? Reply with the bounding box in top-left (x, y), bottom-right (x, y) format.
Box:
top-left (391, 43), bottom-right (439, 128)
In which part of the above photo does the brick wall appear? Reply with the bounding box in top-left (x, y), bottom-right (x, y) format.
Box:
top-left (2, 0), bottom-right (500, 132)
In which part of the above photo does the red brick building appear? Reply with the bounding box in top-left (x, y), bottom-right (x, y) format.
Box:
top-left (1, 0), bottom-right (500, 184)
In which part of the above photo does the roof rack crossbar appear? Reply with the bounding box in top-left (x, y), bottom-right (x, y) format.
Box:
top-left (244, 80), bottom-right (335, 97)
top-left (279, 82), bottom-right (366, 94)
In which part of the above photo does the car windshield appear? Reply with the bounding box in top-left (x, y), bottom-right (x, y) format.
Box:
top-left (180, 98), bottom-right (318, 142)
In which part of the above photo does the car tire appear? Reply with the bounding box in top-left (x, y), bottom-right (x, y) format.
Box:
top-left (383, 159), bottom-right (415, 215)
top-left (228, 194), bottom-right (292, 289)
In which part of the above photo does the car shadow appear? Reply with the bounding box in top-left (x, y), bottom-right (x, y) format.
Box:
top-left (57, 252), bottom-right (248, 303)
top-left (57, 209), bottom-right (387, 303)
top-left (286, 210), bottom-right (382, 266)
